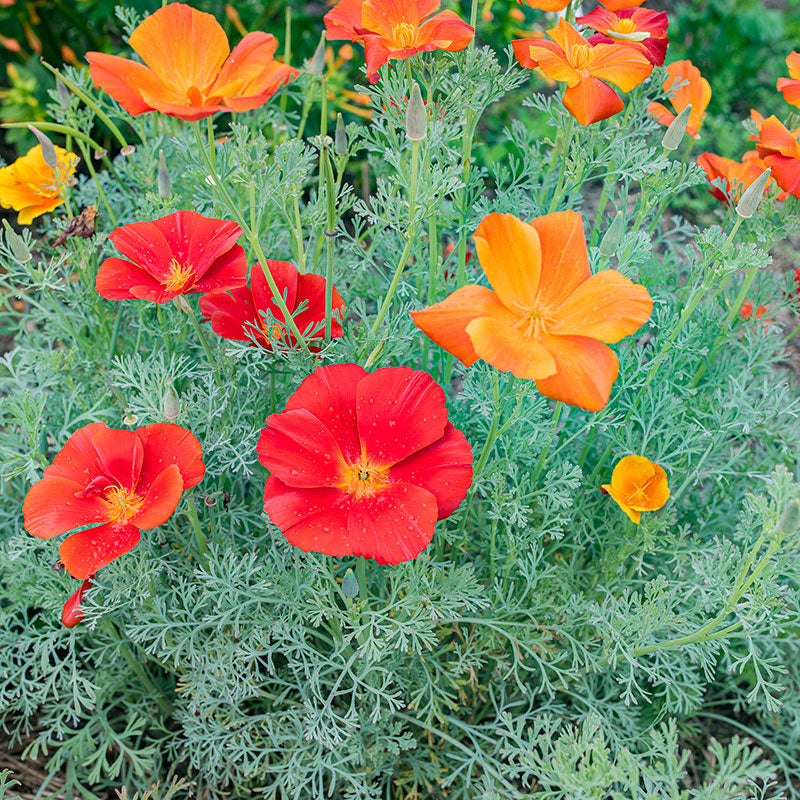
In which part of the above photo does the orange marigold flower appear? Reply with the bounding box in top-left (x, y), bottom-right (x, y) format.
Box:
top-left (324, 0), bottom-right (474, 83)
top-left (647, 59), bottom-right (711, 137)
top-left (697, 150), bottom-right (779, 206)
top-left (411, 211), bottom-right (653, 412)
top-left (578, 6), bottom-right (669, 67)
top-left (0, 144), bottom-right (78, 225)
top-left (602, 454), bottom-right (669, 524)
top-left (86, 3), bottom-right (298, 121)
top-left (512, 19), bottom-right (653, 126)
top-left (777, 51), bottom-right (800, 109)
top-left (755, 115), bottom-right (800, 199)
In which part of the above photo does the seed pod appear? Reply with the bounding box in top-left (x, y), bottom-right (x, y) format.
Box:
top-left (406, 83), bottom-right (427, 142)
top-left (599, 211), bottom-right (624, 258)
top-left (341, 568), bottom-right (359, 598)
top-left (123, 412), bottom-right (138, 426)
top-left (157, 150), bottom-right (172, 198)
top-left (335, 113), bottom-right (347, 157)
top-left (56, 78), bottom-right (70, 109)
top-left (308, 33), bottom-right (326, 75)
top-left (27, 125), bottom-right (58, 167)
top-left (162, 384), bottom-right (180, 421)
top-left (779, 498), bottom-right (800, 535)
top-left (2, 219), bottom-right (32, 263)
top-left (662, 104), bottom-right (692, 151)
top-left (736, 168), bottom-right (771, 219)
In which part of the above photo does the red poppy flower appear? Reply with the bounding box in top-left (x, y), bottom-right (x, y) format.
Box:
top-left (647, 60), bottom-right (711, 137)
top-left (257, 364), bottom-right (474, 565)
top-left (792, 267), bottom-right (800, 299)
top-left (199, 261), bottom-right (345, 349)
top-left (777, 51), bottom-right (800, 109)
top-left (739, 300), bottom-right (770, 322)
top-left (578, 6), bottom-right (668, 67)
top-left (597, 0), bottom-right (647, 9)
top-left (513, 19), bottom-right (652, 126)
top-left (62, 578), bottom-right (92, 628)
top-left (324, 0), bottom-right (474, 83)
top-left (755, 115), bottom-right (800, 199)
top-left (697, 150), bottom-right (781, 205)
top-left (86, 3), bottom-right (297, 121)
top-left (23, 422), bottom-right (205, 580)
top-left (96, 210), bottom-right (248, 304)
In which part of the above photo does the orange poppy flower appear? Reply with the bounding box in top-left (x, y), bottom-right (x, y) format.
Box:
top-left (512, 19), bottom-right (653, 126)
top-left (86, 3), bottom-right (298, 121)
top-left (647, 60), bottom-right (711, 137)
top-left (697, 150), bottom-right (780, 206)
top-left (578, 6), bottom-right (669, 66)
top-left (777, 51), bottom-right (800, 109)
top-left (602, 455), bottom-right (669, 524)
top-left (411, 211), bottom-right (653, 412)
top-left (516, 0), bottom-right (570, 10)
top-left (739, 300), bottom-right (770, 324)
top-left (324, 0), bottom-right (474, 82)
top-left (755, 115), bottom-right (800, 199)
top-left (0, 144), bottom-right (78, 225)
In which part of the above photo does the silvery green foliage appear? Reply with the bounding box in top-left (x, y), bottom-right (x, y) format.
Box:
top-left (1, 44), bottom-right (800, 799)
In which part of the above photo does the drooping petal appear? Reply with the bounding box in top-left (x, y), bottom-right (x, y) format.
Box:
top-left (363, 36), bottom-right (393, 79)
top-left (562, 76), bottom-right (625, 126)
top-left (356, 367), bottom-right (448, 466)
top-left (59, 522), bottom-right (141, 580)
top-left (472, 213), bottom-right (542, 310)
top-left (263, 477), bottom-right (352, 556)
top-left (136, 423), bottom-right (206, 491)
top-left (535, 334), bottom-right (619, 412)
top-left (416, 10), bottom-right (474, 52)
top-left (129, 465), bottom-right (185, 530)
top-left (62, 578), bottom-right (92, 628)
top-left (199, 288), bottom-right (259, 342)
top-left (512, 37), bottom-right (547, 70)
top-left (347, 482), bottom-right (438, 565)
top-left (23, 476), bottom-right (108, 539)
top-left (258, 409), bottom-right (347, 488)
top-left (411, 285), bottom-right (517, 367)
top-left (550, 270), bottom-right (652, 342)
top-left (465, 316), bottom-right (557, 379)
top-left (85, 52), bottom-right (156, 115)
top-left (388, 423), bottom-right (473, 518)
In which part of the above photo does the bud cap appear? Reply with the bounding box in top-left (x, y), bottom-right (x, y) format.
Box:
top-left (335, 113), bottom-right (347, 157)
top-left (157, 150), bottom-right (172, 198)
top-left (736, 168), bottom-right (771, 219)
top-left (662, 104), bottom-right (692, 151)
top-left (2, 219), bottom-right (32, 263)
top-left (779, 498), bottom-right (800, 536)
top-left (599, 210), bottom-right (624, 258)
top-left (28, 125), bottom-right (58, 167)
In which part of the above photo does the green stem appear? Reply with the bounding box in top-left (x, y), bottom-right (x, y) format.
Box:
top-left (181, 300), bottom-right (218, 375)
top-left (548, 116), bottom-right (574, 213)
top-left (530, 402), bottom-right (563, 486)
top-left (184, 497), bottom-right (208, 565)
top-left (322, 144), bottom-right (337, 342)
top-left (74, 138), bottom-right (116, 224)
top-left (207, 115), bottom-right (216, 171)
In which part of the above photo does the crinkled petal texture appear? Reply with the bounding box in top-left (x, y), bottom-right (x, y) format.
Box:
top-left (648, 59), bottom-right (711, 136)
top-left (519, 0), bottom-right (570, 9)
top-left (96, 210), bottom-right (247, 303)
top-left (86, 3), bottom-right (296, 120)
top-left (23, 422), bottom-right (205, 579)
top-left (602, 455), bottom-right (670, 524)
top-left (756, 115), bottom-right (800, 198)
top-left (258, 364), bottom-right (473, 564)
top-left (412, 210), bottom-right (652, 411)
top-left (579, 8), bottom-right (669, 67)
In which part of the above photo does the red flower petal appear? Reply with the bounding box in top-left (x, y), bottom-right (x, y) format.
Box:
top-left (23, 476), bottom-right (107, 539)
top-left (199, 288), bottom-right (258, 342)
top-left (91, 426), bottom-right (144, 490)
top-left (293, 273), bottom-right (345, 341)
top-left (96, 257), bottom-right (171, 302)
top-left (108, 220), bottom-right (173, 280)
top-left (136, 423), bottom-right (206, 491)
top-left (62, 578), bottom-right (93, 628)
top-left (129, 464), bottom-right (185, 530)
top-left (43, 422), bottom-right (107, 482)
top-left (187, 244), bottom-right (248, 294)
top-left (250, 260), bottom-right (298, 318)
top-left (59, 522), bottom-right (141, 580)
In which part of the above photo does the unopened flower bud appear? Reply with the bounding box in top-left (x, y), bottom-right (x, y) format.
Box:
top-left (28, 125), bottom-right (58, 167)
top-left (308, 34), bottom-right (326, 75)
top-left (56, 78), bottom-right (70, 109)
top-left (335, 113), bottom-right (347, 157)
top-left (162, 384), bottom-right (180, 420)
top-left (405, 83), bottom-right (427, 142)
top-left (157, 150), bottom-right (171, 198)
top-left (736, 168), bottom-right (771, 219)
top-left (3, 219), bottom-right (31, 263)
top-left (779, 499), bottom-right (800, 535)
top-left (341, 568), bottom-right (359, 598)
top-left (662, 104), bottom-right (692, 151)
top-left (173, 295), bottom-right (192, 314)
top-left (599, 210), bottom-right (624, 258)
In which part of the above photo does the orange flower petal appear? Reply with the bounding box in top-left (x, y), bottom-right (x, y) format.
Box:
top-left (550, 270), bottom-right (652, 342)
top-left (562, 76), bottom-right (624, 125)
top-left (646, 100), bottom-right (675, 127)
top-left (362, 0), bottom-right (425, 38)
top-left (512, 37), bottom-right (544, 70)
top-left (465, 316), bottom-right (557, 380)
top-left (417, 10), bottom-right (474, 51)
top-left (586, 42), bottom-right (653, 92)
top-left (526, 39), bottom-right (580, 85)
top-left (662, 60), bottom-right (710, 136)
top-left (212, 31), bottom-right (278, 97)
top-left (610, 454), bottom-right (655, 496)
top-left (777, 77), bottom-right (800, 109)
top-left (547, 17), bottom-right (587, 54)
top-left (601, 483), bottom-right (641, 523)
top-left (787, 51), bottom-right (800, 80)
top-left (85, 52), bottom-right (156, 115)
top-left (324, 0), bottom-right (366, 41)
top-left (472, 213), bottom-right (542, 310)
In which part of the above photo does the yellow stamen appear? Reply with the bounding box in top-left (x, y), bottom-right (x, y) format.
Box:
top-left (340, 461), bottom-right (391, 500)
top-left (392, 22), bottom-right (418, 49)
top-left (103, 485), bottom-right (144, 524)
top-left (163, 257), bottom-right (195, 292)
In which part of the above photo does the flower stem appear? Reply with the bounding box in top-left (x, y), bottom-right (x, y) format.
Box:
top-left (207, 115), bottom-right (216, 171)
top-left (548, 115), bottom-right (574, 213)
top-left (184, 497), bottom-right (208, 566)
top-left (322, 142), bottom-right (337, 342)
top-left (530, 402), bottom-right (563, 486)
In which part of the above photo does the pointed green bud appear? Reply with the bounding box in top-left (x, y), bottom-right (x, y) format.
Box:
top-left (736, 168), bottom-right (771, 219)
top-left (335, 113), bottom-right (347, 157)
top-left (56, 78), bottom-right (70, 109)
top-left (779, 499), bottom-right (800, 536)
top-left (341, 568), bottom-right (359, 598)
top-left (599, 211), bottom-right (624, 258)
top-left (662, 104), bottom-right (692, 151)
top-left (162, 384), bottom-right (180, 421)
top-left (3, 219), bottom-right (32, 263)
top-left (308, 33), bottom-right (326, 75)
top-left (28, 125), bottom-right (58, 167)
top-left (405, 82), bottom-right (427, 142)
top-left (157, 150), bottom-right (171, 198)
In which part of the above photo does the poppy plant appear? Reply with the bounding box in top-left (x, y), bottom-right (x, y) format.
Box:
top-left (601, 455), bottom-right (669, 524)
top-left (777, 51), bottom-right (800, 109)
top-left (512, 19), bottom-right (653, 126)
top-left (647, 60), bottom-right (711, 138)
top-left (324, 0), bottom-right (474, 83)
top-left (411, 211), bottom-right (653, 412)
top-left (257, 364), bottom-right (473, 565)
top-left (0, 144), bottom-right (78, 225)
top-left (755, 115), bottom-right (800, 199)
top-left (697, 151), bottom-right (779, 206)
top-left (578, 6), bottom-right (669, 67)
top-left (23, 422), bottom-right (205, 585)
top-left (86, 3), bottom-right (297, 121)
top-left (199, 261), bottom-right (345, 349)
top-left (96, 210), bottom-right (248, 303)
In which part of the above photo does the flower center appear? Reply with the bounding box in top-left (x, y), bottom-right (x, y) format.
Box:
top-left (102, 485), bottom-right (144, 525)
top-left (513, 306), bottom-right (553, 339)
top-left (340, 461), bottom-right (391, 500)
top-left (570, 44), bottom-right (592, 71)
top-left (613, 18), bottom-right (637, 34)
top-left (392, 22), bottom-right (418, 49)
top-left (163, 257), bottom-right (195, 292)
